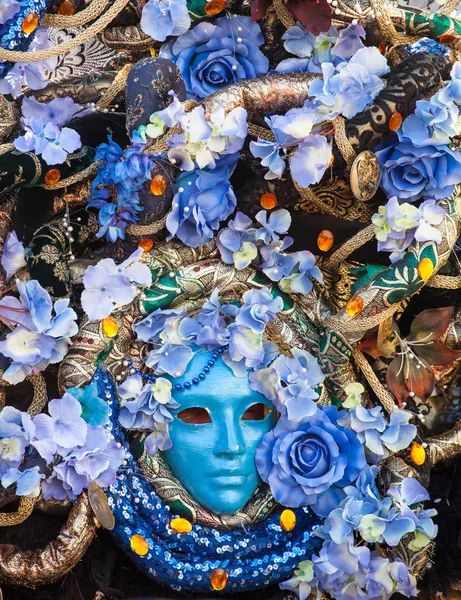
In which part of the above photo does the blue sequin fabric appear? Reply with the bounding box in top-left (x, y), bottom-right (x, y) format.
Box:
top-left (0, 0), bottom-right (48, 77)
top-left (93, 368), bottom-right (322, 593)
top-left (407, 37), bottom-right (450, 56)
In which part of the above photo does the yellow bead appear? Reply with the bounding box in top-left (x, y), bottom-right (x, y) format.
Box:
top-left (346, 295), bottom-right (364, 317)
top-left (260, 193), bottom-right (277, 210)
top-left (58, 0), bottom-right (75, 15)
top-left (389, 112), bottom-right (403, 132)
top-left (150, 173), bottom-right (167, 196)
top-left (22, 12), bottom-right (39, 34)
top-left (102, 316), bottom-right (119, 337)
top-left (210, 568), bottom-right (228, 591)
top-left (44, 169), bottom-right (61, 185)
top-left (410, 442), bottom-right (426, 466)
top-left (417, 257), bottom-right (434, 281)
top-left (280, 509), bottom-right (296, 532)
top-left (138, 238), bottom-right (154, 252)
top-left (317, 229), bottom-right (334, 252)
top-left (204, 0), bottom-right (226, 15)
top-left (130, 533), bottom-right (149, 556)
top-left (170, 517), bottom-right (192, 534)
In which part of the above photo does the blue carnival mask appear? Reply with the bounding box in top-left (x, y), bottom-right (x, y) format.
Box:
top-left (164, 351), bottom-right (275, 515)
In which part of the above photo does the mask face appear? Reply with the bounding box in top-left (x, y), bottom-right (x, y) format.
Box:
top-left (164, 353), bottom-right (275, 515)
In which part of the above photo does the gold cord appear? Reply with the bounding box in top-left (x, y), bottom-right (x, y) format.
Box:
top-left (333, 116), bottom-right (356, 168)
top-left (352, 348), bottom-right (396, 414)
top-left (41, 0), bottom-right (110, 28)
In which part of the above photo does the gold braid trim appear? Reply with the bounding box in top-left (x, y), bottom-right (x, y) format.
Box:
top-left (272, 0), bottom-right (295, 28)
top-left (41, 161), bottom-right (102, 190)
top-left (327, 301), bottom-right (402, 333)
top-left (438, 0), bottom-right (459, 16)
top-left (426, 273), bottom-right (461, 289)
top-left (369, 0), bottom-right (419, 45)
top-left (41, 0), bottom-right (110, 27)
top-left (0, 497), bottom-right (36, 527)
top-left (0, 0), bottom-right (130, 62)
top-left (126, 213), bottom-right (168, 236)
top-left (96, 63), bottom-right (133, 110)
top-left (324, 224), bottom-right (375, 270)
top-left (248, 124), bottom-right (276, 142)
top-left (27, 373), bottom-right (48, 417)
top-left (333, 116), bottom-right (356, 168)
top-left (352, 348), bottom-right (396, 414)
top-left (292, 176), bottom-right (342, 218)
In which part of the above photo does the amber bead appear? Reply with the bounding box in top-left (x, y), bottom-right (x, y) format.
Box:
top-left (260, 192), bottom-right (277, 210)
top-left (150, 174), bottom-right (167, 196)
top-left (44, 169), bottom-right (61, 185)
top-left (205, 0), bottom-right (226, 15)
top-left (102, 316), bottom-right (119, 338)
top-left (138, 238), bottom-right (154, 252)
top-left (130, 534), bottom-right (149, 556)
top-left (210, 568), bottom-right (228, 591)
top-left (346, 295), bottom-right (364, 317)
top-left (22, 12), bottom-right (39, 34)
top-left (389, 112), bottom-right (402, 132)
top-left (280, 509), bottom-right (296, 532)
top-left (417, 257), bottom-right (434, 281)
top-left (439, 34), bottom-right (458, 44)
top-left (410, 442), bottom-right (426, 466)
top-left (170, 517), bottom-right (192, 534)
top-left (378, 40), bottom-right (388, 54)
top-left (58, 0), bottom-right (74, 15)
top-left (317, 229), bottom-right (334, 252)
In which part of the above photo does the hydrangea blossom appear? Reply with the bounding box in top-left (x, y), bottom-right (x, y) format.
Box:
top-left (0, 29), bottom-right (57, 97)
top-left (309, 47), bottom-right (390, 119)
top-left (0, 407), bottom-right (29, 477)
top-left (0, 0), bottom-right (20, 25)
top-left (1, 231), bottom-right (26, 280)
top-left (2, 466), bottom-right (44, 498)
top-left (0, 280), bottom-right (78, 384)
top-left (81, 247), bottom-right (152, 320)
top-left (117, 374), bottom-right (179, 454)
top-left (140, 0), bottom-right (190, 42)
top-left (372, 197), bottom-right (446, 263)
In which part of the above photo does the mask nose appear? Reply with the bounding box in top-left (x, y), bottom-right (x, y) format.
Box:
top-left (214, 414), bottom-right (245, 458)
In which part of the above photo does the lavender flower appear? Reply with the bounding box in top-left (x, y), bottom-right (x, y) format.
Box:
top-left (1, 231), bottom-right (26, 280)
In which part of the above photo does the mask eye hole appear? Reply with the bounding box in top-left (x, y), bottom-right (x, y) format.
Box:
top-left (242, 403), bottom-right (271, 421)
top-left (177, 407), bottom-right (212, 424)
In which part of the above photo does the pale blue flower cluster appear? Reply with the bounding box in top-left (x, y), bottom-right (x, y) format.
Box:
top-left (216, 208), bottom-right (323, 293)
top-left (249, 103), bottom-right (332, 185)
top-left (0, 29), bottom-right (57, 98)
top-left (0, 391), bottom-right (124, 500)
top-left (280, 471), bottom-right (435, 600)
top-left (117, 374), bottom-right (179, 454)
top-left (0, 279), bottom-right (78, 384)
top-left (81, 247), bottom-right (152, 321)
top-left (276, 23), bottom-right (364, 75)
top-left (140, 0), bottom-right (190, 42)
top-left (372, 197), bottom-right (446, 263)
top-left (14, 96), bottom-right (84, 165)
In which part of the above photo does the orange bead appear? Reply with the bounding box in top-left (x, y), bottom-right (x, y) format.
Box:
top-left (417, 257), bottom-right (434, 281)
top-left (210, 568), bottom-right (228, 591)
top-left (260, 193), bottom-right (277, 210)
top-left (138, 238), bottom-right (154, 252)
top-left (44, 169), bottom-right (61, 185)
top-left (389, 112), bottom-right (402, 132)
top-left (439, 34), bottom-right (458, 44)
top-left (346, 295), bottom-right (364, 317)
top-left (22, 12), bottom-right (39, 34)
top-left (150, 174), bottom-right (167, 196)
top-left (58, 0), bottom-right (74, 15)
top-left (130, 534), bottom-right (149, 556)
top-left (102, 316), bottom-right (119, 338)
top-left (410, 442), bottom-right (426, 466)
top-left (378, 40), bottom-right (388, 55)
top-left (317, 229), bottom-right (334, 252)
top-left (204, 0), bottom-right (226, 15)
top-left (170, 517), bottom-right (192, 534)
top-left (280, 509), bottom-right (296, 532)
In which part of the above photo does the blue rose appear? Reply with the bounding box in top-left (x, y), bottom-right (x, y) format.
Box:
top-left (376, 133), bottom-right (461, 202)
top-left (166, 159), bottom-right (237, 247)
top-left (160, 16), bottom-right (269, 99)
top-left (255, 406), bottom-right (366, 516)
